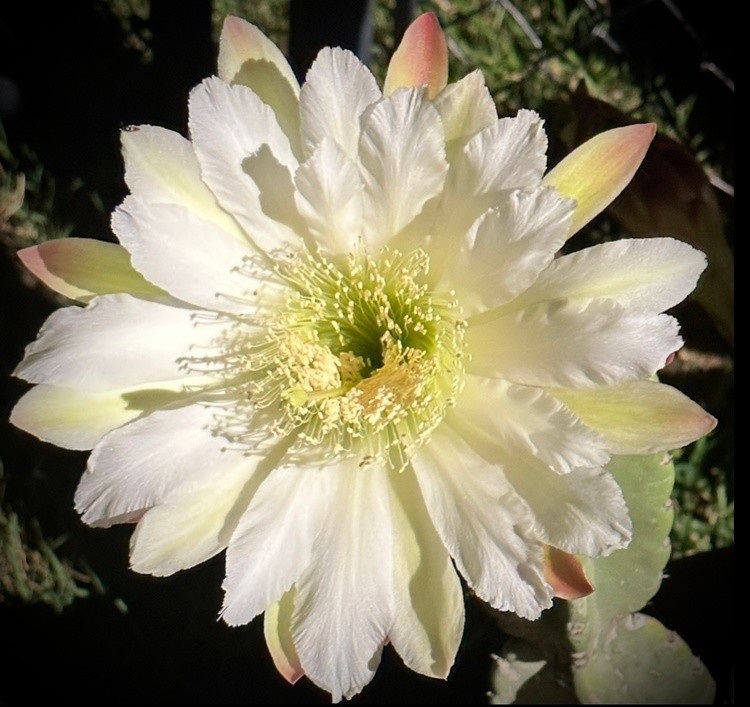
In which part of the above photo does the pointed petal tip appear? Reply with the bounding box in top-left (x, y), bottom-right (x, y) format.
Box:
top-left (403, 12), bottom-right (445, 47)
top-left (17, 242), bottom-right (88, 300)
top-left (8, 395), bottom-right (34, 434)
top-left (280, 664), bottom-right (305, 685)
top-left (218, 16), bottom-right (258, 81)
top-left (636, 121), bottom-right (657, 140)
top-left (698, 411), bottom-right (718, 439)
top-left (263, 597), bottom-right (305, 687)
top-left (220, 15), bottom-right (257, 49)
top-left (616, 121), bottom-right (657, 157)
top-left (222, 14), bottom-right (245, 32)
top-left (616, 121), bottom-right (655, 136)
top-left (413, 11), bottom-right (442, 33)
top-left (543, 546), bottom-right (595, 601)
top-left (18, 243), bottom-right (44, 274)
top-left (602, 122), bottom-right (657, 151)
top-left (544, 122), bottom-right (658, 235)
top-left (655, 375), bottom-right (719, 447)
top-left (217, 14), bottom-right (300, 98)
top-left (384, 11), bottom-right (448, 99)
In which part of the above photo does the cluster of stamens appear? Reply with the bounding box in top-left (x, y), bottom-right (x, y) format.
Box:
top-left (220, 247), bottom-right (466, 469)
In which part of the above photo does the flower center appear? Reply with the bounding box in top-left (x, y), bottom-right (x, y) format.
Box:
top-left (245, 247), bottom-right (466, 468)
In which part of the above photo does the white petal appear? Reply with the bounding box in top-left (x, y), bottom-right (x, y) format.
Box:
top-left (190, 77), bottom-right (296, 169)
top-left (121, 125), bottom-right (246, 241)
top-left (241, 144), bottom-right (310, 239)
top-left (221, 464), bottom-right (334, 626)
top-left (294, 138), bottom-right (364, 254)
top-left (75, 403), bottom-right (253, 526)
top-left (129, 459), bottom-right (262, 576)
top-left (113, 196), bottom-right (261, 314)
top-left (459, 110), bottom-right (547, 191)
top-left (515, 237), bottom-right (707, 314)
top-left (388, 463), bottom-right (464, 679)
top-left (359, 88), bottom-right (448, 250)
top-left (440, 187), bottom-right (574, 314)
top-left (433, 70), bottom-right (496, 145)
top-left (426, 109), bottom-right (548, 275)
top-left (14, 295), bottom-right (237, 391)
top-left (411, 427), bottom-right (552, 619)
top-left (10, 383), bottom-right (189, 451)
top-left (188, 77), bottom-right (300, 253)
top-left (218, 16), bottom-right (299, 92)
top-left (451, 376), bottom-right (609, 474)
top-left (445, 417), bottom-right (629, 557)
top-left (291, 461), bottom-right (393, 701)
top-left (299, 47), bottom-right (381, 159)
top-left (550, 380), bottom-right (717, 455)
top-left (218, 16), bottom-right (301, 157)
top-left (502, 458), bottom-right (632, 557)
top-left (466, 299), bottom-right (682, 389)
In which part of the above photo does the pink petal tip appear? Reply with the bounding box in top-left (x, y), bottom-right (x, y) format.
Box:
top-left (384, 12), bottom-right (448, 99)
top-left (544, 546), bottom-right (595, 601)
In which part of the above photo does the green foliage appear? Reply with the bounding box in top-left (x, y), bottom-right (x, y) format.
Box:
top-left (671, 436), bottom-right (734, 558)
top-left (0, 121), bottom-right (73, 250)
top-left (0, 462), bottom-right (107, 612)
top-left (569, 454), bottom-right (715, 703)
top-left (576, 454), bottom-right (674, 620)
top-left (100, 0), bottom-right (152, 60)
top-left (572, 612), bottom-right (715, 704)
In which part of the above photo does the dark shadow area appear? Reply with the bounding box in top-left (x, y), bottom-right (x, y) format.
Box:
top-left (0, 1), bottom-right (213, 239)
top-left (649, 546), bottom-right (735, 705)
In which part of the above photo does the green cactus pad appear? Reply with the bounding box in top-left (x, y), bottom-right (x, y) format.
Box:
top-left (570, 453), bottom-right (716, 704)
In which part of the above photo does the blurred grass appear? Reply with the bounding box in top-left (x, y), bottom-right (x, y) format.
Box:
top-left (671, 435), bottom-right (734, 559)
top-left (1, 0), bottom-right (733, 605)
top-left (0, 121), bottom-right (73, 249)
top-left (0, 460), bottom-right (110, 612)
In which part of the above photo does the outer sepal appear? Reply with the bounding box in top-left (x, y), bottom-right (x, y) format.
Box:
top-left (384, 12), bottom-right (448, 100)
top-left (19, 238), bottom-right (165, 302)
top-left (543, 123), bottom-right (656, 234)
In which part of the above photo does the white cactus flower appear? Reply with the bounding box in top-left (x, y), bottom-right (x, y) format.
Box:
top-left (11, 12), bottom-right (715, 701)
